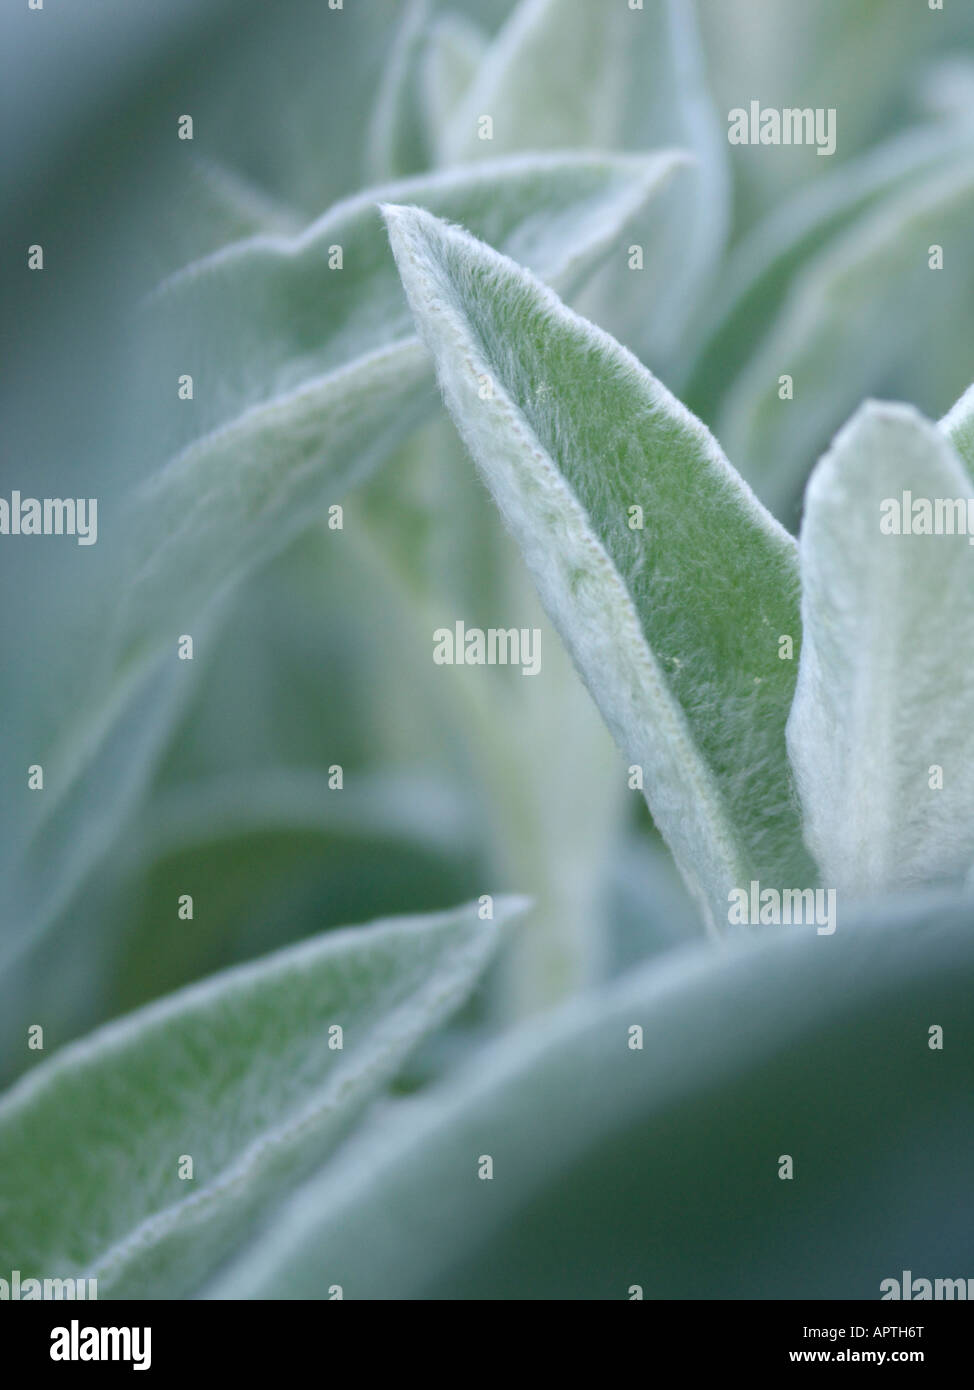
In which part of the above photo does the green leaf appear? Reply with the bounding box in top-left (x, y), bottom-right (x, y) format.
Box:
top-left (787, 401), bottom-right (974, 900)
top-left (439, 0), bottom-right (729, 363)
top-left (0, 898), bottom-right (524, 1299)
top-left (209, 888), bottom-right (974, 1299)
top-left (716, 157), bottom-right (974, 521)
top-left (384, 205), bottom-right (814, 934)
top-left (942, 382), bottom-right (974, 478)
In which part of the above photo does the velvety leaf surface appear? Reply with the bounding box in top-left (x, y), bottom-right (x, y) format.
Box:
top-left (0, 899), bottom-right (524, 1299)
top-left (787, 402), bottom-right (974, 900)
top-left (385, 204), bottom-right (813, 932)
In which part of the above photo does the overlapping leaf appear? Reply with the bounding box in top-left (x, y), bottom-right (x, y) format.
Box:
top-left (122, 152), bottom-right (684, 667)
top-left (439, 0), bottom-right (728, 364)
top-left (687, 127), bottom-right (974, 423)
top-left (0, 153), bottom-right (679, 981)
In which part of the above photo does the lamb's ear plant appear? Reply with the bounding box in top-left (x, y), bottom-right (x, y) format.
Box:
top-left (129, 153), bottom-right (683, 661)
top-left (6, 0), bottom-right (974, 1306)
top-left (219, 209), bottom-right (971, 1300)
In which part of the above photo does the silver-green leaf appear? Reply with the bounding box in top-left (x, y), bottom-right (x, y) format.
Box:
top-left (787, 401), bottom-right (974, 899)
top-left (384, 204), bottom-right (813, 933)
top-left (0, 898), bottom-right (524, 1299)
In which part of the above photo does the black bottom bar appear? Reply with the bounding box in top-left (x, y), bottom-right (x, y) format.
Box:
top-left (4, 1299), bottom-right (972, 1374)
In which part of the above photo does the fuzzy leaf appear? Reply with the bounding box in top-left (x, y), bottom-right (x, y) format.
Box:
top-left (0, 898), bottom-right (524, 1299)
top-left (210, 889), bottom-right (974, 1299)
top-left (384, 205), bottom-right (813, 933)
top-left (787, 402), bottom-right (974, 899)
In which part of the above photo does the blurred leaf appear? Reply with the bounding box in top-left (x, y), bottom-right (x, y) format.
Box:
top-left (717, 158), bottom-right (974, 521)
top-left (150, 158), bottom-right (302, 281)
top-left (0, 645), bottom-right (203, 979)
top-left (209, 889), bottom-right (974, 1299)
top-left (108, 770), bottom-right (481, 1018)
top-left (787, 402), bottom-right (974, 900)
top-left (422, 12), bottom-right (489, 163)
top-left (385, 205), bottom-right (813, 934)
top-left (439, 0), bottom-right (729, 363)
top-left (0, 898), bottom-right (524, 1299)
top-left (687, 127), bottom-right (974, 422)
top-left (155, 0), bottom-right (408, 221)
top-left (0, 524), bottom-right (489, 1079)
top-left (2, 153), bottom-right (676, 985)
top-left (138, 768), bottom-right (474, 866)
top-left (697, 0), bottom-right (974, 225)
top-left (915, 55), bottom-right (974, 127)
top-left (366, 0), bottom-right (434, 181)
top-left (348, 490), bottom-right (627, 1011)
top-left (125, 152), bottom-right (685, 668)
